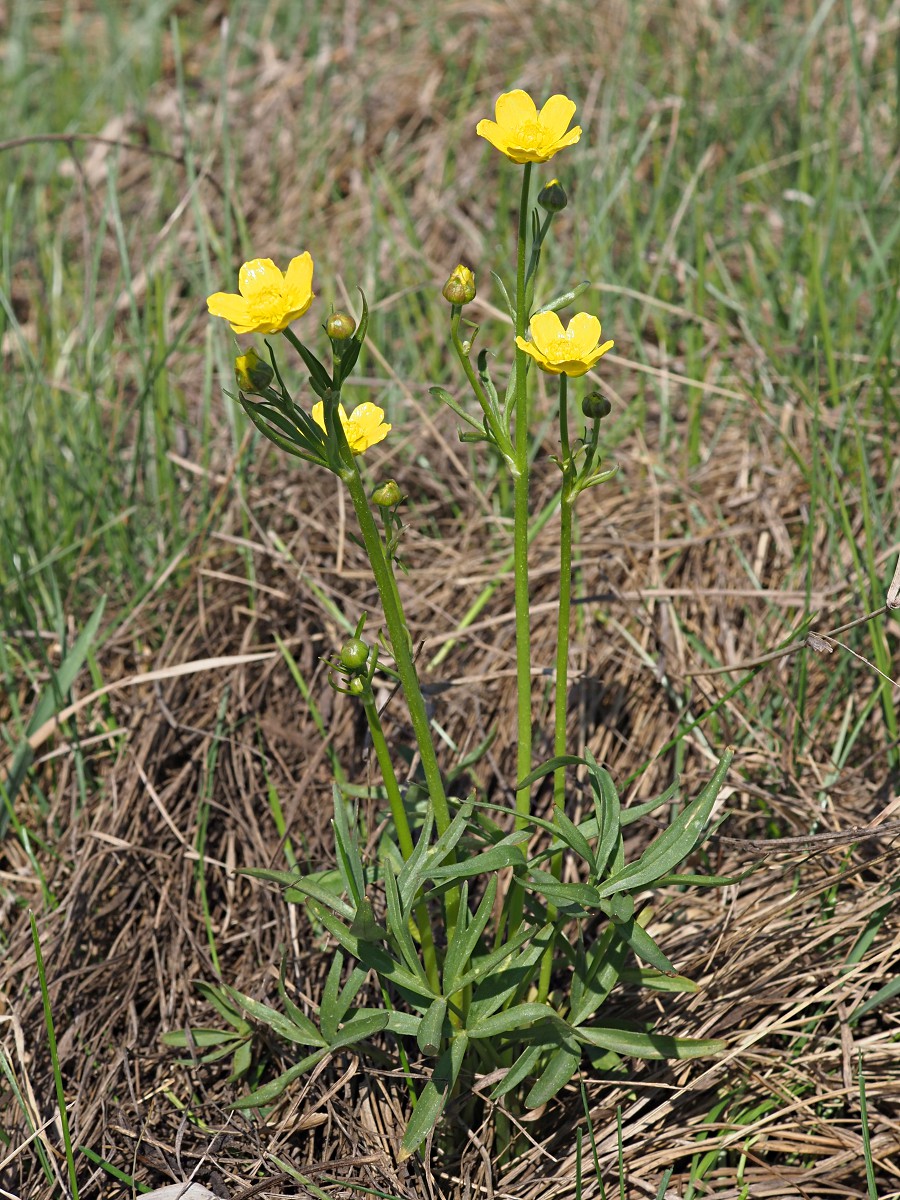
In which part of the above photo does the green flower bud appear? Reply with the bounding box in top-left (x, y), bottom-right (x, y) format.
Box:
top-left (339, 637), bottom-right (369, 670)
top-left (442, 264), bottom-right (476, 305)
top-left (581, 391), bottom-right (612, 420)
top-left (372, 479), bottom-right (403, 507)
top-left (326, 311), bottom-right (356, 340)
top-left (347, 676), bottom-right (366, 695)
top-left (538, 178), bottom-right (568, 213)
top-left (234, 349), bottom-right (274, 395)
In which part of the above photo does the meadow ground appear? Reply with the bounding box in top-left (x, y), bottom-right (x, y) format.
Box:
top-left (2, 1), bottom-right (900, 1197)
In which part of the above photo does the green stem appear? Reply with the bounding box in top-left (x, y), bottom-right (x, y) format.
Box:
top-left (361, 686), bottom-right (414, 859)
top-left (537, 378), bottom-right (573, 1005)
top-left (513, 160), bottom-right (534, 828)
top-left (361, 683), bottom-right (440, 991)
top-left (554, 375), bottom-right (573, 809)
top-left (449, 310), bottom-right (513, 463)
top-left (342, 467), bottom-right (451, 838)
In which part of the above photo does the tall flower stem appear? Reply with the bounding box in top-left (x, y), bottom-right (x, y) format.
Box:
top-left (554, 374), bottom-right (573, 809)
top-left (360, 684), bottom-right (440, 991)
top-left (342, 466), bottom-right (451, 839)
top-left (512, 160), bottom-right (534, 827)
top-left (538, 375), bottom-right (573, 1006)
top-left (360, 685), bottom-right (414, 860)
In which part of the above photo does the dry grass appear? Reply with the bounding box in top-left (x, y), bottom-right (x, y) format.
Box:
top-left (3, 2), bottom-right (900, 1198)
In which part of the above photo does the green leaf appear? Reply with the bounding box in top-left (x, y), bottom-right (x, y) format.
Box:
top-left (451, 921), bottom-right (544, 997)
top-left (599, 893), bottom-right (635, 924)
top-left (468, 1002), bottom-right (559, 1040)
top-left (516, 755), bottom-right (584, 791)
top-left (619, 778), bottom-right (680, 826)
top-left (397, 796), bottom-right (477, 908)
top-left (383, 868), bottom-right (431, 984)
top-left (385, 1011), bottom-right (422, 1038)
top-left (527, 870), bottom-right (602, 909)
top-left (490, 270), bottom-right (516, 323)
top-left (569, 926), bottom-right (629, 1028)
top-left (430, 386), bottom-right (482, 431)
top-left (533, 280), bottom-right (592, 316)
top-left (349, 897), bottom-right (385, 943)
top-left (327, 1010), bottom-right (390, 1050)
top-left (194, 981), bottom-right (251, 1030)
top-left (161, 1028), bottom-right (239, 1048)
top-left (309, 903), bottom-right (436, 1003)
top-left (239, 398), bottom-right (323, 462)
top-left (230, 1038), bottom-right (253, 1082)
top-left (595, 748), bottom-right (734, 898)
top-left (233, 1049), bottom-right (329, 1109)
top-left (320, 952), bottom-right (356, 1042)
top-left (525, 1045), bottom-right (581, 1108)
top-left (550, 803), bottom-right (596, 869)
top-left (284, 331), bottom-right (333, 396)
top-left (223, 986), bottom-right (327, 1047)
top-left (476, 348), bottom-right (501, 418)
top-left (490, 1044), bottom-right (544, 1100)
top-left (400, 1034), bottom-right (469, 1158)
top-left (612, 918), bottom-right (677, 975)
top-left (586, 752), bottom-right (623, 879)
top-left (465, 929), bottom-right (551, 1022)
top-left (278, 958), bottom-right (320, 1038)
top-left (575, 1026), bottom-right (724, 1060)
top-left (428, 841), bottom-right (526, 881)
top-left (240, 867), bottom-right (355, 921)
top-left (332, 787), bottom-right (365, 906)
top-left (619, 969), bottom-right (698, 994)
top-left (443, 876), bottom-right (497, 995)
top-left (417, 998), bottom-right (447, 1055)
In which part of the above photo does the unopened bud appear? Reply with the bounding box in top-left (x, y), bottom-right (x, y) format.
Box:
top-left (442, 264), bottom-right (476, 305)
top-left (582, 392), bottom-right (612, 420)
top-left (326, 311), bottom-right (356, 340)
top-left (372, 479), bottom-right (403, 507)
top-left (340, 637), bottom-right (369, 671)
top-left (538, 179), bottom-right (568, 213)
top-left (234, 349), bottom-right (274, 395)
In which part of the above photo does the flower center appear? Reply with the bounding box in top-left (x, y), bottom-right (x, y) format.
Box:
top-left (248, 282), bottom-right (285, 319)
top-left (514, 119), bottom-right (545, 148)
top-left (545, 332), bottom-right (576, 361)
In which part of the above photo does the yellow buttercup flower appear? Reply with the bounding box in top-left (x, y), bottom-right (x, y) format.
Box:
top-left (516, 311), bottom-right (613, 377)
top-left (312, 401), bottom-right (391, 455)
top-left (207, 253), bottom-right (315, 334)
top-left (476, 90), bottom-right (582, 164)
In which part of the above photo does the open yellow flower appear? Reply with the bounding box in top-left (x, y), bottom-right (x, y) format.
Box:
top-left (207, 253), bottom-right (314, 334)
top-left (311, 401), bottom-right (391, 455)
top-left (516, 311), bottom-right (613, 377)
top-left (476, 90), bottom-right (581, 164)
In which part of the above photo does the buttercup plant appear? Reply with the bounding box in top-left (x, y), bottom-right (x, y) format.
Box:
top-left (189, 87), bottom-right (734, 1158)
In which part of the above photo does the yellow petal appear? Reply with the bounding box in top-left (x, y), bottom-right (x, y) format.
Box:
top-left (206, 291), bottom-right (253, 333)
top-left (346, 403), bottom-right (391, 453)
top-left (549, 126), bottom-right (582, 153)
top-left (284, 252), bottom-right (314, 311)
top-left (566, 312), bottom-right (603, 356)
top-left (516, 335), bottom-right (550, 367)
top-left (539, 94), bottom-right (577, 141)
top-left (238, 258), bottom-right (283, 300)
top-left (495, 89), bottom-right (537, 131)
top-left (528, 310), bottom-right (566, 356)
top-left (476, 118), bottom-right (512, 155)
